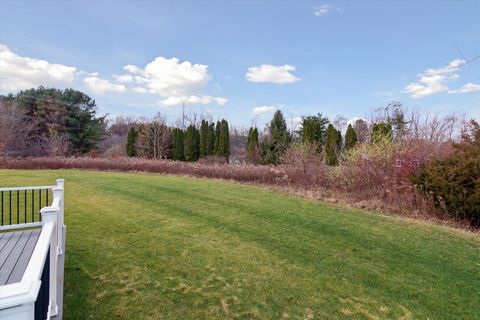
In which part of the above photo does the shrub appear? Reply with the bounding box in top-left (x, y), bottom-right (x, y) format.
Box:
top-left (412, 120), bottom-right (480, 226)
top-left (282, 142), bottom-right (326, 187)
top-left (371, 122), bottom-right (393, 144)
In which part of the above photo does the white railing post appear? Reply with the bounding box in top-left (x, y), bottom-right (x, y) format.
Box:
top-left (39, 179), bottom-right (65, 318)
top-left (55, 179), bottom-right (65, 255)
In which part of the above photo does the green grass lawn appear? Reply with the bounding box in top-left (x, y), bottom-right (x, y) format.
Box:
top-left (1, 170), bottom-right (479, 319)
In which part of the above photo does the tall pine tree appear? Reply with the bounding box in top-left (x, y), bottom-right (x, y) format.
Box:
top-left (206, 122), bottom-right (215, 156)
top-left (126, 127), bottom-right (138, 157)
top-left (172, 128), bottom-right (184, 161)
top-left (344, 124), bottom-right (358, 151)
top-left (336, 129), bottom-right (343, 153)
top-left (218, 119), bottom-right (230, 162)
top-left (246, 127), bottom-right (259, 163)
top-left (298, 113), bottom-right (329, 152)
top-left (213, 120), bottom-right (222, 155)
top-left (265, 110), bottom-right (290, 165)
top-left (184, 124), bottom-right (199, 162)
top-left (325, 124), bottom-right (338, 166)
top-left (199, 120), bottom-right (208, 158)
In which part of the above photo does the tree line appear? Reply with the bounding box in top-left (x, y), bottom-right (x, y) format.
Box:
top-left (244, 108), bottom-right (399, 166)
top-left (0, 87), bottom-right (105, 157)
top-left (126, 117), bottom-right (231, 162)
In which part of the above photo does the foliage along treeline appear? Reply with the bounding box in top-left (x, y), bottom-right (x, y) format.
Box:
top-left (411, 120), bottom-right (480, 227)
top-left (126, 117), bottom-right (231, 162)
top-left (0, 87), bottom-right (106, 157)
top-left (245, 110), bottom-right (363, 166)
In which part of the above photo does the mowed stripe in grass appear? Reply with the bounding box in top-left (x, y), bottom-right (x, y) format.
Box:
top-left (1, 170), bottom-right (479, 319)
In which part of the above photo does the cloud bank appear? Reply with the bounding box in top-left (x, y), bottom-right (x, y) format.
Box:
top-left (0, 44), bottom-right (76, 92)
top-left (0, 44), bottom-right (226, 106)
top-left (115, 57), bottom-right (227, 106)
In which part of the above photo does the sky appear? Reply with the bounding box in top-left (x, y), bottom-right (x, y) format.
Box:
top-left (0, 0), bottom-right (479, 129)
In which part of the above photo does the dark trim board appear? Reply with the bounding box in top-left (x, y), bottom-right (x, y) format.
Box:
top-left (0, 229), bottom-right (41, 285)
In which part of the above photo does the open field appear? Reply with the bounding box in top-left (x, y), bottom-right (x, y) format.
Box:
top-left (1, 170), bottom-right (479, 319)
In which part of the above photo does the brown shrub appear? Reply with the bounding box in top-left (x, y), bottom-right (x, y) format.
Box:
top-left (0, 157), bottom-right (286, 185)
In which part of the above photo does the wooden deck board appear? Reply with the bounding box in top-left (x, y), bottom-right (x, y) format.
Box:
top-left (0, 229), bottom-right (41, 285)
top-left (0, 232), bottom-right (14, 252)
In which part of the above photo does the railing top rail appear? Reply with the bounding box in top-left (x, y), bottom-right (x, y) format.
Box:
top-left (0, 185), bottom-right (57, 192)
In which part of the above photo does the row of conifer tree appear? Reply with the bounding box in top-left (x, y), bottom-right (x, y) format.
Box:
top-left (126, 119), bottom-right (230, 162)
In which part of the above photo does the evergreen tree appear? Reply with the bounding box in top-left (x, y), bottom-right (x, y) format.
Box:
top-left (265, 110), bottom-right (290, 165)
top-left (336, 128), bottom-right (343, 152)
top-left (172, 128), bottom-right (184, 161)
top-left (325, 124), bottom-right (338, 166)
top-left (371, 122), bottom-right (393, 144)
top-left (246, 127), bottom-right (253, 153)
top-left (213, 120), bottom-right (221, 155)
top-left (199, 120), bottom-right (208, 158)
top-left (344, 124), bottom-right (358, 151)
top-left (246, 127), bottom-right (259, 163)
top-left (126, 127), bottom-right (138, 157)
top-left (8, 87), bottom-right (106, 155)
top-left (260, 135), bottom-right (275, 164)
top-left (184, 124), bottom-right (200, 162)
top-left (218, 119), bottom-right (230, 161)
top-left (206, 122), bottom-right (215, 155)
top-left (298, 113), bottom-right (329, 152)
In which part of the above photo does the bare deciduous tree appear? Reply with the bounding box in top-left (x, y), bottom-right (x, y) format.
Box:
top-left (0, 99), bottom-right (30, 157)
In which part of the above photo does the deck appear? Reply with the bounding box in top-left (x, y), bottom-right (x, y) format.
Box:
top-left (0, 179), bottom-right (65, 320)
top-left (0, 229), bottom-right (41, 285)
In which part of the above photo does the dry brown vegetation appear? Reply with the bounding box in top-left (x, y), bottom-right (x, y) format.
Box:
top-left (0, 154), bottom-right (446, 225)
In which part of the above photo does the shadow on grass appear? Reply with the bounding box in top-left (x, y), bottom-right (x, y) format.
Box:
top-left (63, 249), bottom-right (94, 320)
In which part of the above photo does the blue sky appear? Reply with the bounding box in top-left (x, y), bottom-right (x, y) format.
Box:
top-left (1, 1), bottom-right (479, 128)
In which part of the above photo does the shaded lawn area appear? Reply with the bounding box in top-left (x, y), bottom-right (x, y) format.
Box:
top-left (1, 169), bottom-right (479, 319)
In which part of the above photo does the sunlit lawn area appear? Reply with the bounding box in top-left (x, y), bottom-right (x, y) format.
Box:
top-left (1, 170), bottom-right (479, 319)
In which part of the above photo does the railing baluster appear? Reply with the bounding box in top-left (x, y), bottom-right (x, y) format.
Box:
top-left (1, 191), bottom-right (3, 226)
top-left (32, 189), bottom-right (34, 222)
top-left (9, 190), bottom-right (12, 225)
top-left (17, 190), bottom-right (19, 224)
top-left (46, 189), bottom-right (49, 206)
top-left (24, 190), bottom-right (27, 223)
top-left (39, 189), bottom-right (42, 222)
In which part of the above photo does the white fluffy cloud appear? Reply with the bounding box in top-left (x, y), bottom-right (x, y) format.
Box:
top-left (83, 76), bottom-right (127, 95)
top-left (0, 44), bottom-right (76, 92)
top-left (253, 105), bottom-right (276, 115)
top-left (119, 56), bottom-right (226, 106)
top-left (450, 82), bottom-right (480, 94)
top-left (313, 4), bottom-right (343, 16)
top-left (0, 44), bottom-right (226, 105)
top-left (113, 74), bottom-right (134, 83)
top-left (246, 64), bottom-right (301, 84)
top-left (404, 59), bottom-right (476, 98)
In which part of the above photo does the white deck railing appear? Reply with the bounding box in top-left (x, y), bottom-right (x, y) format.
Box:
top-left (0, 179), bottom-right (65, 320)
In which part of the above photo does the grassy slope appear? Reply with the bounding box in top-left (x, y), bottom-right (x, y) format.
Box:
top-left (0, 170), bottom-right (479, 320)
